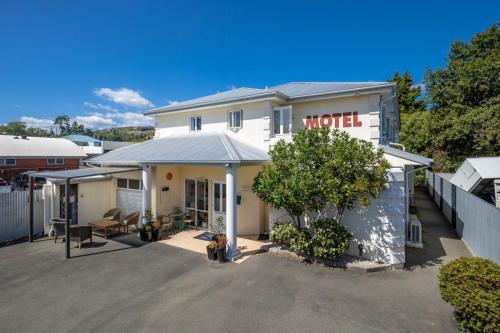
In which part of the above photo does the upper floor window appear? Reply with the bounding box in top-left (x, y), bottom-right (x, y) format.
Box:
top-left (273, 106), bottom-right (292, 135)
top-left (0, 158), bottom-right (16, 165)
top-left (48, 158), bottom-right (64, 165)
top-left (190, 116), bottom-right (202, 132)
top-left (228, 110), bottom-right (242, 129)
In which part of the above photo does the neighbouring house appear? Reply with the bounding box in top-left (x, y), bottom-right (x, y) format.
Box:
top-left (64, 134), bottom-right (137, 157)
top-left (0, 135), bottom-right (87, 181)
top-left (42, 82), bottom-right (432, 265)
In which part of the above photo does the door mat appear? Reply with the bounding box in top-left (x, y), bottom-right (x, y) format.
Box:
top-left (193, 231), bottom-right (217, 241)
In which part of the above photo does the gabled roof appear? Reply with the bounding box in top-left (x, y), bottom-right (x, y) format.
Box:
top-left (64, 134), bottom-right (102, 143)
top-left (145, 82), bottom-right (395, 115)
top-left (380, 145), bottom-right (433, 166)
top-left (0, 135), bottom-right (88, 158)
top-left (88, 132), bottom-right (269, 166)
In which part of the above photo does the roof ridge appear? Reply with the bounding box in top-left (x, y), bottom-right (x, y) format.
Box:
top-left (218, 132), bottom-right (242, 162)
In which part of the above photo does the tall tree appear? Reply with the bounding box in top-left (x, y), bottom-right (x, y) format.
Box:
top-left (53, 115), bottom-right (70, 135)
top-left (387, 71), bottom-right (430, 156)
top-left (0, 121), bottom-right (27, 135)
top-left (388, 71), bottom-right (426, 114)
top-left (425, 24), bottom-right (500, 171)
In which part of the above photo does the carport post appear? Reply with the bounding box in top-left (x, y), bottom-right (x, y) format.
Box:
top-left (28, 176), bottom-right (34, 243)
top-left (225, 164), bottom-right (241, 262)
top-left (65, 178), bottom-right (71, 259)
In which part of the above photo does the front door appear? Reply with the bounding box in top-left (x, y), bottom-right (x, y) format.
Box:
top-left (212, 181), bottom-right (226, 233)
top-left (184, 179), bottom-right (208, 229)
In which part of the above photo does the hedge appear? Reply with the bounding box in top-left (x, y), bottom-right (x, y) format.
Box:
top-left (438, 257), bottom-right (499, 333)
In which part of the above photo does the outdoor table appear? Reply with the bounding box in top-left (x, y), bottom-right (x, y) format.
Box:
top-left (168, 212), bottom-right (185, 229)
top-left (88, 219), bottom-right (121, 239)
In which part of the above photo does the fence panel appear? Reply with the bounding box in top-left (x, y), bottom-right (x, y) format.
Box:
top-left (427, 171), bottom-right (500, 263)
top-left (0, 189), bottom-right (44, 242)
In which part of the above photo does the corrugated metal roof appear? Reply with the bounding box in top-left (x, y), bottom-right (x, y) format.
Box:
top-left (0, 135), bottom-right (88, 158)
top-left (380, 145), bottom-right (433, 166)
top-left (268, 82), bottom-right (391, 98)
top-left (102, 140), bottom-right (137, 151)
top-left (32, 167), bottom-right (141, 180)
top-left (89, 132), bottom-right (269, 166)
top-left (145, 82), bottom-right (395, 115)
top-left (64, 134), bottom-right (102, 143)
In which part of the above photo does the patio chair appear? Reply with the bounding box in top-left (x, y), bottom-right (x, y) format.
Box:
top-left (183, 211), bottom-right (195, 232)
top-left (121, 211), bottom-right (140, 233)
top-left (103, 208), bottom-right (121, 221)
top-left (156, 214), bottom-right (173, 239)
top-left (52, 222), bottom-right (93, 249)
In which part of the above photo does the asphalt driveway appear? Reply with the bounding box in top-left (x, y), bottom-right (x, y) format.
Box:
top-left (0, 188), bottom-right (469, 333)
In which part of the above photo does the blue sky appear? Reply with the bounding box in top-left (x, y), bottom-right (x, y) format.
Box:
top-left (0, 0), bottom-right (498, 129)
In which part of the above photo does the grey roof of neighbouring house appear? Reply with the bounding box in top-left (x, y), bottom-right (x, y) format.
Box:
top-left (88, 132), bottom-right (269, 166)
top-left (380, 145), bottom-right (433, 166)
top-left (145, 82), bottom-right (395, 115)
top-left (0, 135), bottom-right (88, 158)
top-left (102, 140), bottom-right (137, 151)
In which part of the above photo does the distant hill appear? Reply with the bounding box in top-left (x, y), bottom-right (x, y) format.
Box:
top-left (93, 126), bottom-right (155, 142)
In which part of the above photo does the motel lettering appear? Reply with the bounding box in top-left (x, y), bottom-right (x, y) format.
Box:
top-left (305, 111), bottom-right (362, 129)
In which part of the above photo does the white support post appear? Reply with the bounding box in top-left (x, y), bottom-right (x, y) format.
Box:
top-left (142, 164), bottom-right (152, 224)
top-left (225, 164), bottom-right (241, 261)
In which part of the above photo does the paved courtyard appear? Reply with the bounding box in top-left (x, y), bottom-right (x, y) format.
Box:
top-left (0, 188), bottom-right (470, 333)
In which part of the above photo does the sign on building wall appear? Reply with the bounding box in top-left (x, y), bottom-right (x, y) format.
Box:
top-left (305, 112), bottom-right (363, 129)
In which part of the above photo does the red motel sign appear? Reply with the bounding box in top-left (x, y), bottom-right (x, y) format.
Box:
top-left (305, 112), bottom-right (362, 129)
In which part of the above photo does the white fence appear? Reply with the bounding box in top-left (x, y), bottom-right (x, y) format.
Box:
top-left (0, 189), bottom-right (45, 242)
top-left (426, 170), bottom-right (500, 263)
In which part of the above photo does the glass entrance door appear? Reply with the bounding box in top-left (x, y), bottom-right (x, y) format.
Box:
top-left (212, 182), bottom-right (226, 233)
top-left (184, 179), bottom-right (208, 229)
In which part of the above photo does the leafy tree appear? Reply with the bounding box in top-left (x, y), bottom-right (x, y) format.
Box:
top-left (0, 121), bottom-right (27, 135)
top-left (425, 24), bottom-right (500, 171)
top-left (53, 115), bottom-right (70, 135)
top-left (388, 71), bottom-right (426, 114)
top-left (252, 127), bottom-right (390, 227)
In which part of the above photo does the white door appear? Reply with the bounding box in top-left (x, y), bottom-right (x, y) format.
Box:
top-left (212, 181), bottom-right (226, 233)
top-left (116, 188), bottom-right (142, 216)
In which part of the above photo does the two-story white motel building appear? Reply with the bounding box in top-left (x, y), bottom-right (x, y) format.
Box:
top-left (55, 82), bottom-right (431, 265)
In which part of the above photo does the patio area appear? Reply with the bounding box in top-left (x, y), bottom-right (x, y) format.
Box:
top-left (159, 229), bottom-right (270, 263)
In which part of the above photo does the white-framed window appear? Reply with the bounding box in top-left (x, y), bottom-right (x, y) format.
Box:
top-left (47, 158), bottom-right (64, 165)
top-left (228, 109), bottom-right (242, 129)
top-left (381, 103), bottom-right (388, 136)
top-left (273, 106), bottom-right (292, 135)
top-left (0, 158), bottom-right (16, 165)
top-left (117, 178), bottom-right (143, 190)
top-left (190, 116), bottom-right (202, 132)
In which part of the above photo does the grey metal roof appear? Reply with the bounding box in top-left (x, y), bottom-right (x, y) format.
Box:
top-left (32, 167), bottom-right (141, 180)
top-left (0, 135), bottom-right (88, 158)
top-left (450, 157), bottom-right (500, 192)
top-left (89, 132), bottom-right (269, 166)
top-left (145, 82), bottom-right (395, 115)
top-left (102, 140), bottom-right (137, 151)
top-left (380, 145), bottom-right (433, 166)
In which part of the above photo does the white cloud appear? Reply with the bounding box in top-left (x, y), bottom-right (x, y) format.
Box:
top-left (166, 99), bottom-right (179, 105)
top-left (83, 102), bottom-right (119, 112)
top-left (20, 116), bottom-right (54, 129)
top-left (94, 87), bottom-right (154, 108)
top-left (227, 85), bottom-right (237, 90)
top-left (75, 115), bottom-right (115, 128)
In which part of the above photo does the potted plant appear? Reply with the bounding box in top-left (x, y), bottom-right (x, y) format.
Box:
top-left (144, 224), bottom-right (153, 242)
top-left (216, 234), bottom-right (227, 263)
top-left (151, 221), bottom-right (160, 241)
top-left (206, 241), bottom-right (217, 260)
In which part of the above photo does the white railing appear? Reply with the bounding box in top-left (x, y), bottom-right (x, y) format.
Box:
top-left (0, 189), bottom-right (45, 242)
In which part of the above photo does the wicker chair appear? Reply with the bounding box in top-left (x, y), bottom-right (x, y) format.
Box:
top-left (103, 208), bottom-right (121, 221)
top-left (121, 211), bottom-right (140, 233)
top-left (183, 210), bottom-right (196, 232)
top-left (52, 222), bottom-right (92, 249)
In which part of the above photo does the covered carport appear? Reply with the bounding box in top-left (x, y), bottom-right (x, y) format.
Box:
top-left (28, 167), bottom-right (140, 258)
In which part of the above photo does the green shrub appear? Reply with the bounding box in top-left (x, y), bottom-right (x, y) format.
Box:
top-left (309, 218), bottom-right (352, 259)
top-left (438, 257), bottom-right (500, 333)
top-left (270, 218), bottom-right (352, 260)
top-left (270, 222), bottom-right (299, 247)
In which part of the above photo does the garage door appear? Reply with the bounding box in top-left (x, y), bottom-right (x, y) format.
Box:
top-left (116, 188), bottom-right (142, 216)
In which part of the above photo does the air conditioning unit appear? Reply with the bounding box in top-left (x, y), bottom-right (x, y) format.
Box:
top-left (406, 215), bottom-right (423, 248)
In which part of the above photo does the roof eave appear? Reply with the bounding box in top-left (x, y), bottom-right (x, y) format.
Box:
top-left (143, 91), bottom-right (287, 116)
top-left (287, 84), bottom-right (396, 103)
